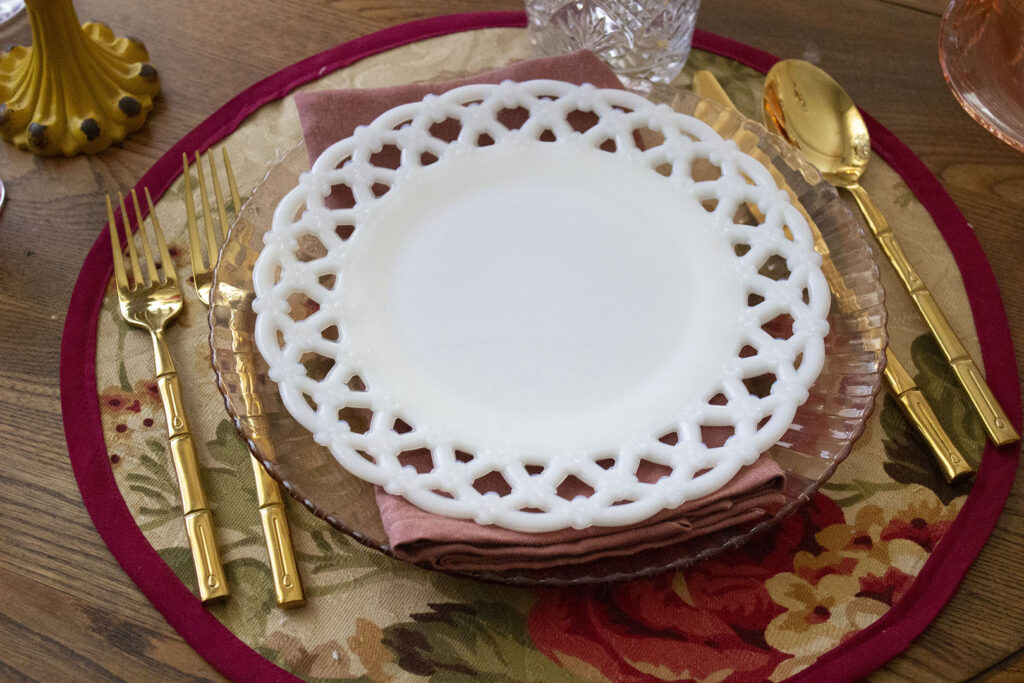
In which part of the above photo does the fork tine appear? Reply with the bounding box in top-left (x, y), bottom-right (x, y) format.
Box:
top-left (183, 153), bottom-right (208, 277)
top-left (207, 150), bottom-right (231, 242)
top-left (194, 152), bottom-right (220, 266)
top-left (106, 195), bottom-right (129, 291)
top-left (145, 187), bottom-right (176, 283)
top-left (131, 189), bottom-right (160, 284)
top-left (117, 192), bottom-right (144, 288)
top-left (222, 148), bottom-right (241, 218)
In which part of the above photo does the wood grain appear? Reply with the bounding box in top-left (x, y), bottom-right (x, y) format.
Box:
top-left (0, 0), bottom-right (1021, 680)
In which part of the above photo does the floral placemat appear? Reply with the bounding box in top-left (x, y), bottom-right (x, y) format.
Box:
top-left (63, 14), bottom-right (1021, 683)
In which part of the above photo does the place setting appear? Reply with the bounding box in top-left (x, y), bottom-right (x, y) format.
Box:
top-left (44, 3), bottom-right (1022, 682)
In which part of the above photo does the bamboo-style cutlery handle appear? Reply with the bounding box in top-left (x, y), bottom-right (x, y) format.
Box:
top-left (151, 330), bottom-right (230, 603)
top-left (251, 456), bottom-right (305, 607)
top-left (884, 349), bottom-right (974, 483)
top-left (107, 189), bottom-right (231, 603)
top-left (184, 149), bottom-right (305, 608)
top-left (846, 183), bottom-right (1019, 446)
top-left (689, 70), bottom-right (976, 483)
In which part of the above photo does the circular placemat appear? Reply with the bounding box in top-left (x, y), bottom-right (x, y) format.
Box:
top-left (61, 13), bottom-right (1021, 683)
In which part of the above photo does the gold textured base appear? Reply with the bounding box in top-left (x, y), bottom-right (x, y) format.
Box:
top-left (0, 0), bottom-right (160, 156)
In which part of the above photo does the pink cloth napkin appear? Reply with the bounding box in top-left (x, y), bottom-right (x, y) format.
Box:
top-left (377, 457), bottom-right (785, 571)
top-left (295, 51), bottom-right (787, 572)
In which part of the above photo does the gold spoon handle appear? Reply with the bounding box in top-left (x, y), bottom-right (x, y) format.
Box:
top-left (846, 183), bottom-right (1019, 446)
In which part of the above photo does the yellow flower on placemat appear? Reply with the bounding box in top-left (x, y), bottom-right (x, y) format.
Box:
top-left (816, 505), bottom-right (887, 555)
top-left (791, 505), bottom-right (889, 586)
top-left (802, 504), bottom-right (930, 580)
top-left (765, 573), bottom-right (887, 658)
top-left (765, 500), bottom-right (935, 676)
top-left (882, 488), bottom-right (960, 553)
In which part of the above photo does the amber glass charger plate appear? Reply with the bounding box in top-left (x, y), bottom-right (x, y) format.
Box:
top-left (209, 90), bottom-right (887, 585)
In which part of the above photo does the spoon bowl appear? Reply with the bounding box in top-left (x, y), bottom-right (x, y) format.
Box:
top-left (763, 60), bottom-right (871, 187)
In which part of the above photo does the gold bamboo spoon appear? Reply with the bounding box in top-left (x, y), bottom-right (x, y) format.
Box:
top-left (762, 60), bottom-right (1019, 447)
top-left (690, 70), bottom-right (972, 483)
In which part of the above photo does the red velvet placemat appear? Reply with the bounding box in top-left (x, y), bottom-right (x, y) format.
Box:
top-left (60, 12), bottom-right (1021, 682)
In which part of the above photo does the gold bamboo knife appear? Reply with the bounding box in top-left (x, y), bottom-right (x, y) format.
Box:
top-left (106, 190), bottom-right (230, 602)
top-left (184, 149), bottom-right (305, 608)
top-left (762, 60), bottom-right (1019, 448)
top-left (689, 70), bottom-right (974, 483)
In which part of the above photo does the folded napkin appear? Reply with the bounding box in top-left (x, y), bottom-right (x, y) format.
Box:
top-left (295, 51), bottom-right (787, 573)
top-left (377, 457), bottom-right (784, 572)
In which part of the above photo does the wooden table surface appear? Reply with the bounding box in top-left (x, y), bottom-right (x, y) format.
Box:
top-left (1, 0), bottom-right (1021, 680)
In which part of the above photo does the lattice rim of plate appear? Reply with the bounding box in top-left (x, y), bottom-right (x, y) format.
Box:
top-left (251, 80), bottom-right (831, 533)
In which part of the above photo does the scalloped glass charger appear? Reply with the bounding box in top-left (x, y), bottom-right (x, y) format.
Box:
top-left (210, 86), bottom-right (887, 585)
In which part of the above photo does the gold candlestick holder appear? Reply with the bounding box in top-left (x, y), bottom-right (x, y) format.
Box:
top-left (0, 0), bottom-right (159, 156)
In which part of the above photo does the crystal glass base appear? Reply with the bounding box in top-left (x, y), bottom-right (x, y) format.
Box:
top-left (526, 0), bottom-right (700, 93)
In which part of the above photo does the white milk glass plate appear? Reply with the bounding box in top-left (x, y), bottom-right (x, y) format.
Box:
top-left (0, 0), bottom-right (24, 24)
top-left (212, 87), bottom-right (886, 585)
top-left (250, 81), bottom-right (831, 534)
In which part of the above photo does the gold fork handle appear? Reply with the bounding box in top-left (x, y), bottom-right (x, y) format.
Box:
top-left (151, 330), bottom-right (230, 603)
top-left (233, 340), bottom-right (305, 607)
top-left (252, 456), bottom-right (305, 608)
top-left (846, 183), bottom-right (1019, 446)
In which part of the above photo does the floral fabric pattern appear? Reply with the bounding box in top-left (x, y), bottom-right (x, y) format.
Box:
top-left (92, 30), bottom-right (986, 682)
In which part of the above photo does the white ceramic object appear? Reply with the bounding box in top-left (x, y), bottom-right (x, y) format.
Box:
top-left (252, 80), bottom-right (830, 533)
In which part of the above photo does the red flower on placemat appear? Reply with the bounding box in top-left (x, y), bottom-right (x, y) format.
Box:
top-left (528, 494), bottom-right (846, 682)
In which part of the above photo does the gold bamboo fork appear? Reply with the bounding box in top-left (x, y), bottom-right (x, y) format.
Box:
top-left (184, 148), bottom-right (305, 608)
top-left (106, 189), bottom-right (230, 603)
